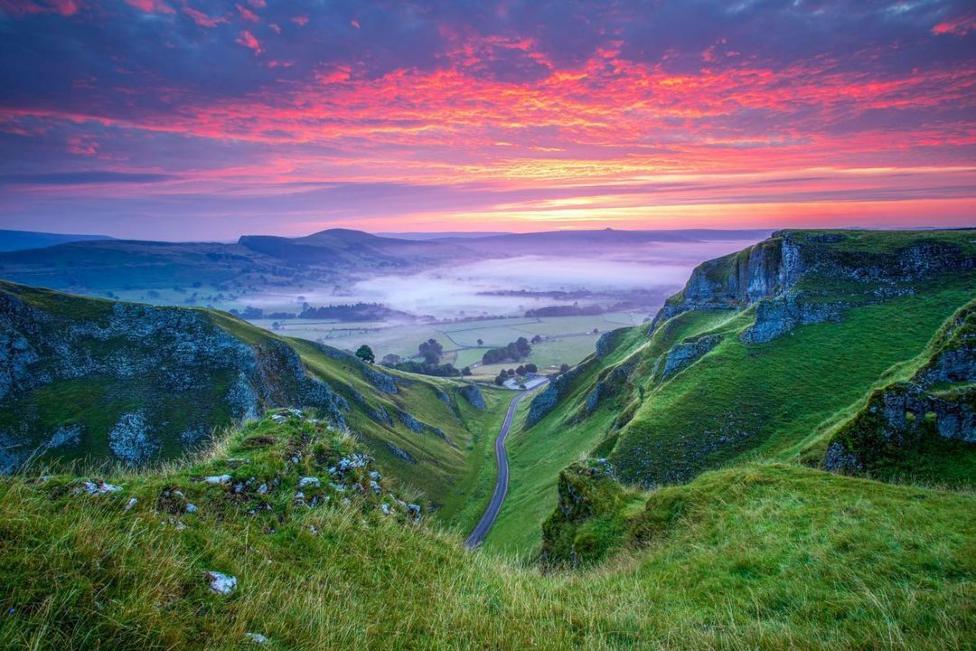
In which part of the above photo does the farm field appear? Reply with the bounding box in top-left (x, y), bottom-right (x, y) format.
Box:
top-left (251, 311), bottom-right (649, 376)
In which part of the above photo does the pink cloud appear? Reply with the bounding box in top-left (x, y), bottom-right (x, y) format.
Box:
top-left (182, 6), bottom-right (225, 28)
top-left (66, 135), bottom-right (97, 156)
top-left (125, 0), bottom-right (174, 14)
top-left (350, 19), bottom-right (360, 29)
top-left (291, 15), bottom-right (308, 27)
top-left (933, 14), bottom-right (976, 36)
top-left (315, 65), bottom-right (352, 84)
top-left (236, 3), bottom-right (258, 22)
top-left (0, 0), bottom-right (80, 16)
top-left (236, 29), bottom-right (263, 54)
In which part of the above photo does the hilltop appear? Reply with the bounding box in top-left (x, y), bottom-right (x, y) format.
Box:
top-left (0, 229), bottom-right (112, 253)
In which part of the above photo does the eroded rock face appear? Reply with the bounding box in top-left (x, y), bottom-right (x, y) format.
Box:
top-left (540, 459), bottom-right (620, 567)
top-left (650, 230), bottom-right (975, 342)
top-left (661, 335), bottom-right (721, 378)
top-left (458, 384), bottom-right (485, 410)
top-left (109, 411), bottom-right (158, 466)
top-left (651, 236), bottom-right (789, 329)
top-left (0, 286), bottom-right (349, 471)
top-left (740, 294), bottom-right (845, 344)
top-left (527, 365), bottom-right (585, 427)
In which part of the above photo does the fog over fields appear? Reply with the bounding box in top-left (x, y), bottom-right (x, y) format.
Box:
top-left (242, 238), bottom-right (760, 320)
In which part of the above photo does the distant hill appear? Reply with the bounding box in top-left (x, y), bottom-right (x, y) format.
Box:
top-left (379, 231), bottom-right (511, 240)
top-left (0, 226), bottom-right (769, 295)
top-left (438, 228), bottom-right (774, 255)
top-left (0, 229), bottom-right (112, 252)
top-left (238, 228), bottom-right (470, 266)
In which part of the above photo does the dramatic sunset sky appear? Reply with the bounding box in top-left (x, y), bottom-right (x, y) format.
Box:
top-left (0, 0), bottom-right (974, 239)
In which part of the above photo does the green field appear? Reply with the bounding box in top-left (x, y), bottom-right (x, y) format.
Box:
top-left (254, 311), bottom-right (647, 378)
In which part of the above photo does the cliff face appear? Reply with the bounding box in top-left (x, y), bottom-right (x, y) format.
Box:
top-left (0, 283), bottom-right (347, 472)
top-left (652, 229), bottom-right (976, 343)
top-left (824, 299), bottom-right (976, 477)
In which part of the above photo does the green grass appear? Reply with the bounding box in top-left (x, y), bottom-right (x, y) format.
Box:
top-left (608, 279), bottom-right (976, 485)
top-left (2, 420), bottom-right (974, 649)
top-left (486, 312), bottom-right (738, 557)
top-left (263, 311), bottom-right (647, 377)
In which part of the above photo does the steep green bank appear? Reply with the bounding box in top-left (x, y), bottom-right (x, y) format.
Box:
top-left (820, 298), bottom-right (976, 486)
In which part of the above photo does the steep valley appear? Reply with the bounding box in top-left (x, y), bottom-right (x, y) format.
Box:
top-left (1, 228), bottom-right (974, 649)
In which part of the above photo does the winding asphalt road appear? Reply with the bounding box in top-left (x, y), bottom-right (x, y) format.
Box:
top-left (465, 380), bottom-right (547, 549)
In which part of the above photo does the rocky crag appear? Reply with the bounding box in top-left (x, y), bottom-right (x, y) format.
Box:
top-left (823, 298), bottom-right (976, 478)
top-left (0, 281), bottom-right (485, 478)
top-left (652, 229), bottom-right (975, 343)
top-left (0, 282), bottom-right (352, 472)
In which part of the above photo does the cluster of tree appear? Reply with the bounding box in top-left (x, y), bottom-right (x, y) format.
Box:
top-left (355, 345), bottom-right (375, 364)
top-left (482, 337), bottom-right (531, 365)
top-left (229, 306), bottom-right (295, 320)
top-left (524, 304), bottom-right (603, 317)
top-left (393, 361), bottom-right (464, 377)
top-left (418, 338), bottom-right (444, 364)
top-left (298, 302), bottom-right (411, 322)
top-left (375, 340), bottom-right (473, 378)
top-left (492, 363), bottom-right (538, 386)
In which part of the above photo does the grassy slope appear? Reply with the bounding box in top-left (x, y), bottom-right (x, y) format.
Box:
top-left (489, 230), bottom-right (976, 556)
top-left (611, 278), bottom-right (975, 484)
top-left (486, 315), bottom-right (732, 555)
top-left (811, 298), bottom-right (976, 487)
top-left (1, 417), bottom-right (973, 649)
top-left (1, 283), bottom-right (510, 532)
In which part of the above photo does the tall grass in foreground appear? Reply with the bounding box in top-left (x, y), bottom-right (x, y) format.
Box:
top-left (1, 414), bottom-right (974, 649)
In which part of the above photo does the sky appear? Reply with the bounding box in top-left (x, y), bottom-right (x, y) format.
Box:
top-left (0, 0), bottom-right (974, 240)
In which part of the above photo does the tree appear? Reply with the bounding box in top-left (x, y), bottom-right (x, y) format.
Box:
top-left (477, 338), bottom-right (484, 346)
top-left (461, 366), bottom-right (472, 376)
top-left (380, 353), bottom-right (401, 367)
top-left (525, 363), bottom-right (538, 374)
top-left (516, 365), bottom-right (526, 376)
top-left (481, 336), bottom-right (533, 365)
top-left (355, 345), bottom-right (375, 364)
top-left (531, 334), bottom-right (543, 344)
top-left (419, 338), bottom-right (444, 365)
top-left (560, 363), bottom-right (571, 373)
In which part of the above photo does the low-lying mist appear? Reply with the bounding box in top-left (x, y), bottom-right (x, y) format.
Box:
top-left (243, 238), bottom-right (760, 320)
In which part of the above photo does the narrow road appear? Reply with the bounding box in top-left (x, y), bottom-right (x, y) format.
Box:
top-left (465, 380), bottom-right (547, 549)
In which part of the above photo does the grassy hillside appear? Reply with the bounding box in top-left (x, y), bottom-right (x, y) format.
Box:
top-left (1, 414), bottom-right (973, 649)
top-left (610, 278), bottom-right (974, 484)
top-left (0, 281), bottom-right (509, 531)
top-left (487, 319), bottom-right (720, 555)
top-left (817, 298), bottom-right (976, 487)
top-left (489, 229), bottom-right (976, 556)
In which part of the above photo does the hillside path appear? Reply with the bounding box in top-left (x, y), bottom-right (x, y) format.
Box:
top-left (465, 380), bottom-right (547, 549)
